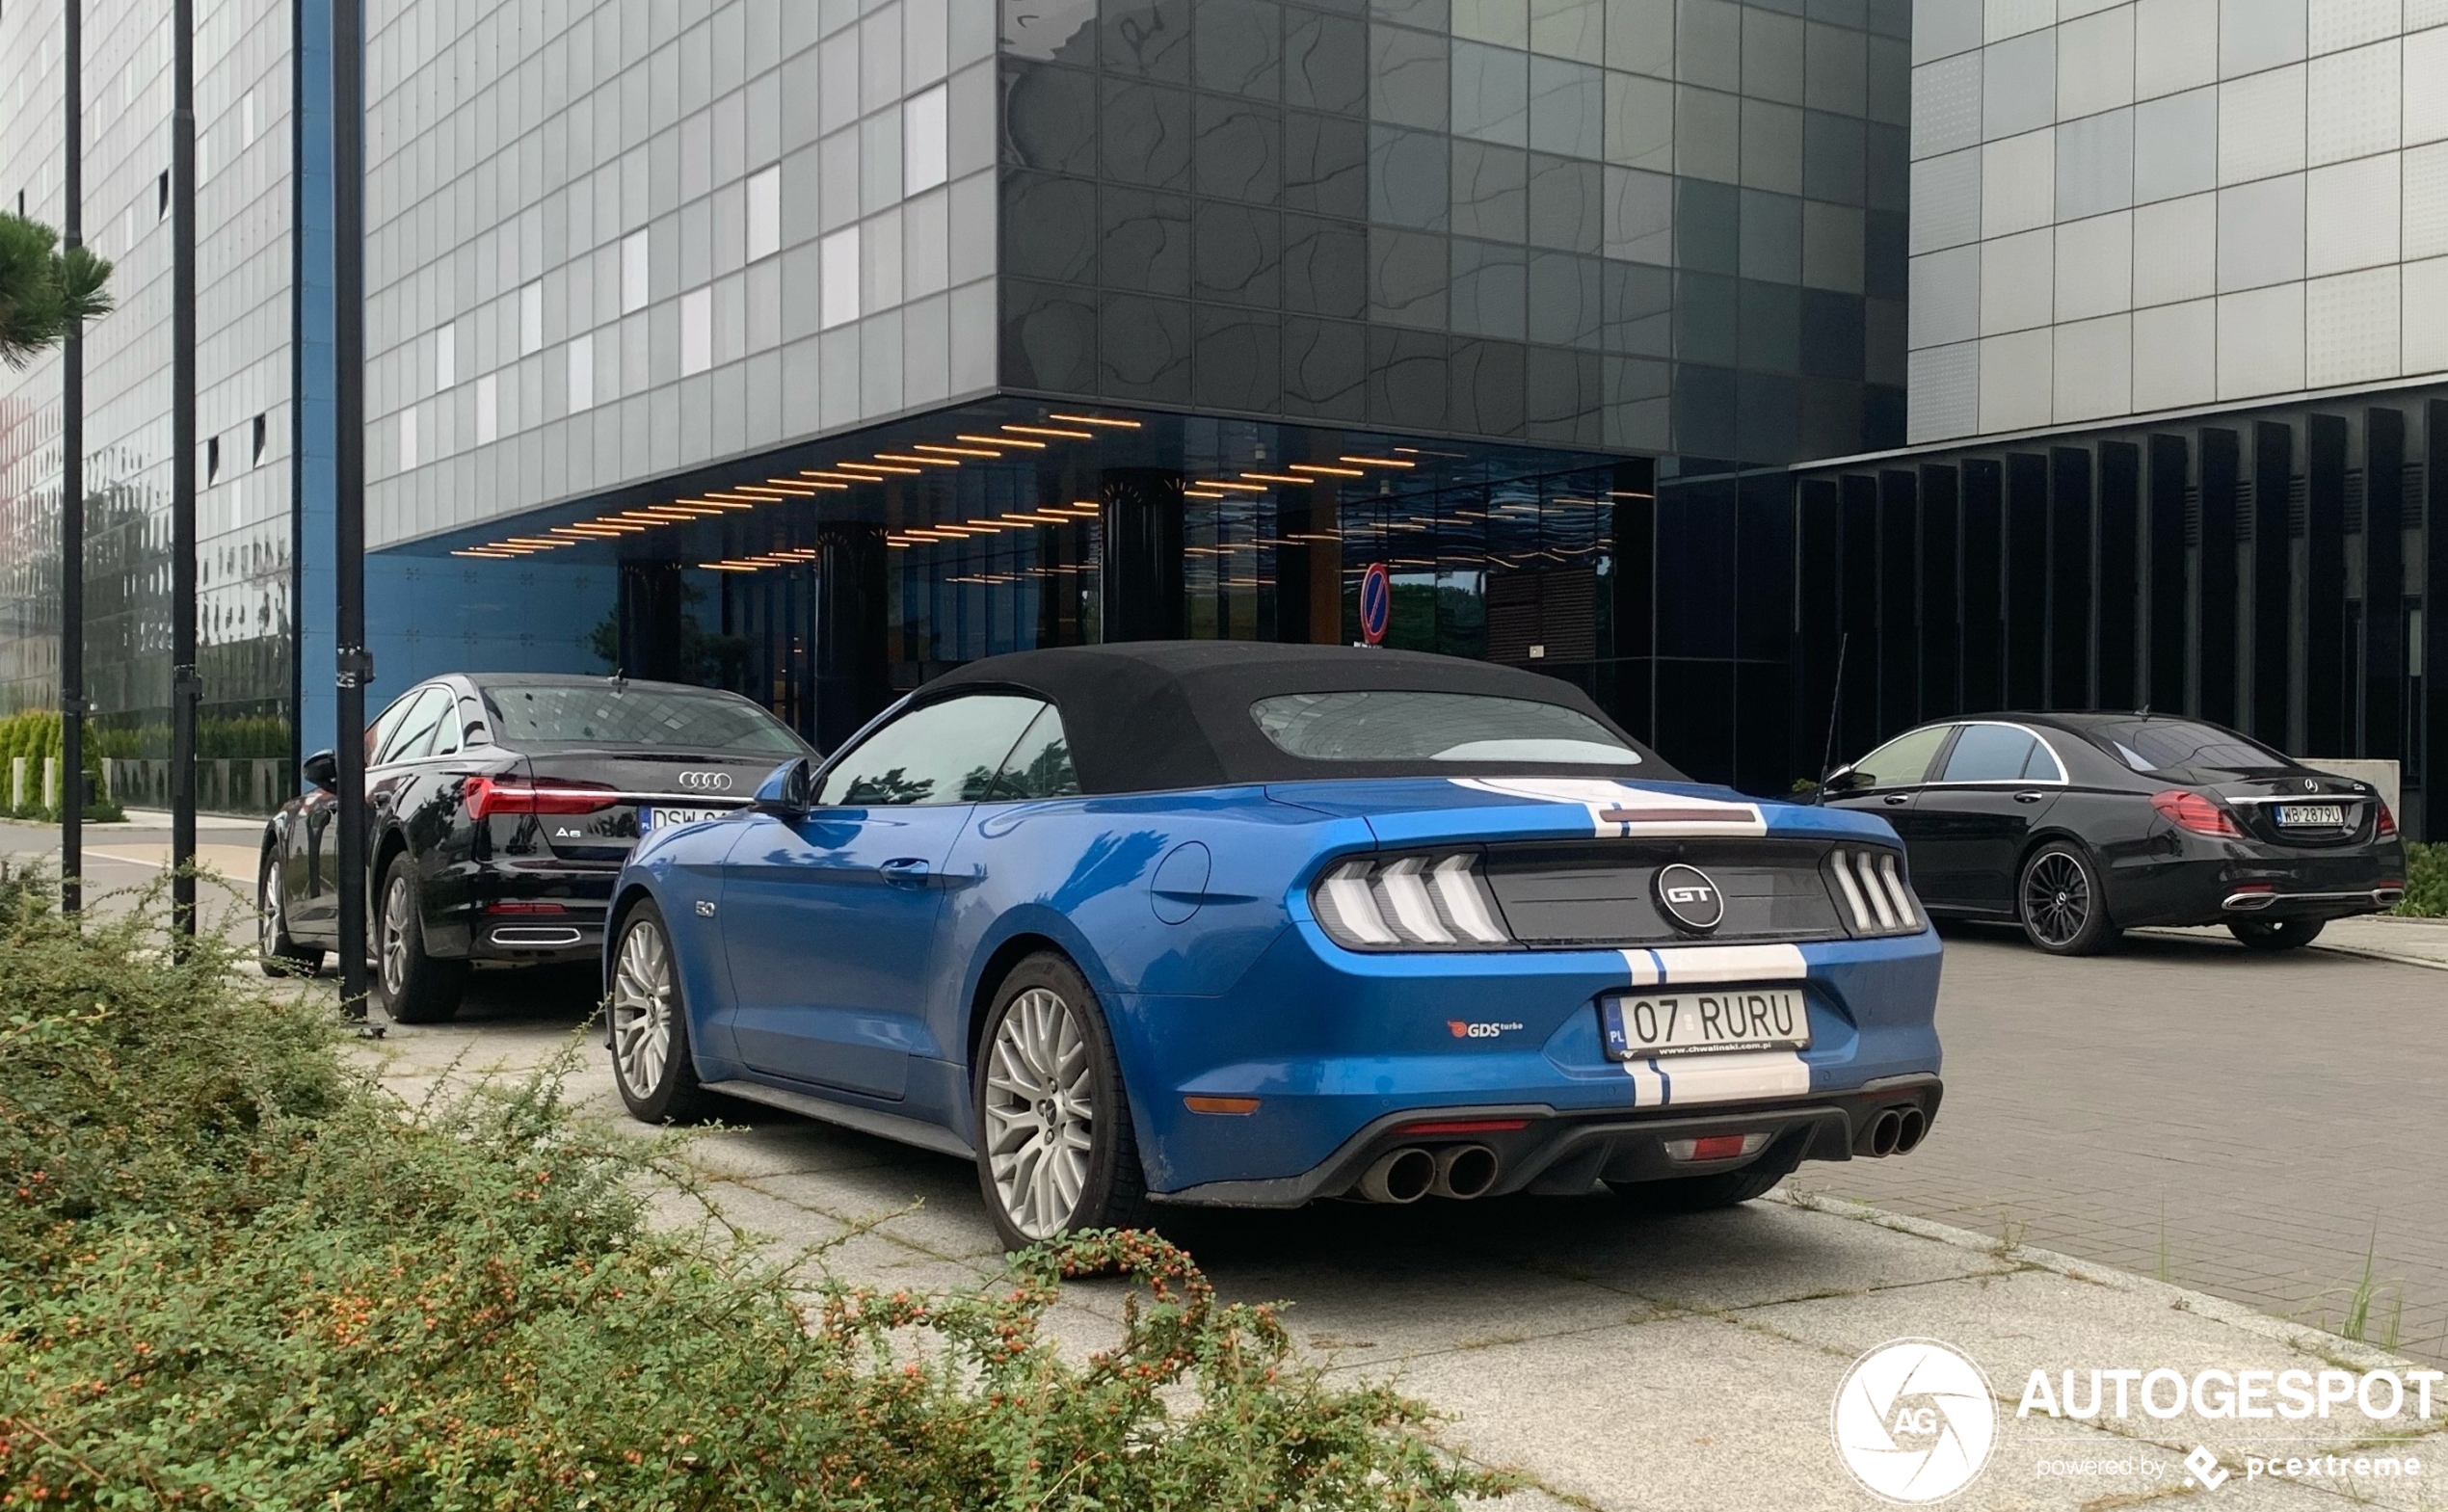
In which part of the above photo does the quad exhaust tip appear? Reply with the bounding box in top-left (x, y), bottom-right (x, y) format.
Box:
top-left (1358, 1144), bottom-right (1501, 1203)
top-left (1359, 1147), bottom-right (1437, 1204)
top-left (1858, 1105), bottom-right (1929, 1158)
top-left (1430, 1144), bottom-right (1500, 1201)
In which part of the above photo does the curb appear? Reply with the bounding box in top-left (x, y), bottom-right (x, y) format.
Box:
top-left (1767, 1186), bottom-right (2423, 1374)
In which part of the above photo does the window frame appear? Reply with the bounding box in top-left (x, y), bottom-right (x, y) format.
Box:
top-left (810, 691), bottom-right (1052, 809)
top-left (1844, 723), bottom-right (1952, 790)
top-left (377, 684), bottom-right (460, 766)
top-left (1927, 720), bottom-right (2069, 786)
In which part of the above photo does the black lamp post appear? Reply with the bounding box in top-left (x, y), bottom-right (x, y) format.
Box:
top-left (333, 0), bottom-right (370, 1015)
top-left (60, 0), bottom-right (85, 915)
top-left (169, 0), bottom-right (198, 939)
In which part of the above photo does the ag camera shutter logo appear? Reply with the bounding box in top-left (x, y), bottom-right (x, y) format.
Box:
top-left (1833, 1339), bottom-right (1998, 1503)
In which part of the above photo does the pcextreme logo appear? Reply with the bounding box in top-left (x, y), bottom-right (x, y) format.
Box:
top-left (1832, 1339), bottom-right (1999, 1503)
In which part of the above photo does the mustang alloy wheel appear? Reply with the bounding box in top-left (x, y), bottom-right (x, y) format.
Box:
top-left (971, 952), bottom-right (1151, 1249)
top-left (2017, 843), bottom-right (2117, 955)
top-left (608, 901), bottom-right (708, 1123)
top-left (983, 988), bottom-right (1097, 1239)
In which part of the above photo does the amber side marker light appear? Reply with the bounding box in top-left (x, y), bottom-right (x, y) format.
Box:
top-left (1184, 1096), bottom-right (1263, 1116)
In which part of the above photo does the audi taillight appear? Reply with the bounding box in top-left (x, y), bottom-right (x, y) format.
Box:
top-left (463, 775), bottom-right (619, 821)
top-left (1823, 847), bottom-right (1921, 936)
top-left (2150, 789), bottom-right (2243, 838)
top-left (1311, 852), bottom-right (1514, 950)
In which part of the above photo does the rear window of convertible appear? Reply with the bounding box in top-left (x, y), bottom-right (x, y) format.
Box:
top-left (1249, 690), bottom-right (1640, 765)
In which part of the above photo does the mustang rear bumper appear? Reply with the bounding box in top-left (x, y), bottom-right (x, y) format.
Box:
top-left (1152, 1075), bottom-right (1943, 1207)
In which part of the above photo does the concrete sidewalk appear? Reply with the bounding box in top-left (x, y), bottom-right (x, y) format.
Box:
top-left (353, 982), bottom-right (2448, 1511)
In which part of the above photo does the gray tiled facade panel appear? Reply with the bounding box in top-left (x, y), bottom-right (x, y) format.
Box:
top-left (1907, 0), bottom-right (2448, 439)
top-left (365, 0), bottom-right (998, 548)
top-left (992, 0), bottom-right (1910, 462)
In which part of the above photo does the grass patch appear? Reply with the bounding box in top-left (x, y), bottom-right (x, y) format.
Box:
top-left (0, 872), bottom-right (1506, 1509)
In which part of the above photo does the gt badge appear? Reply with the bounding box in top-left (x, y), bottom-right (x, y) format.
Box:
top-left (1653, 862), bottom-right (1725, 935)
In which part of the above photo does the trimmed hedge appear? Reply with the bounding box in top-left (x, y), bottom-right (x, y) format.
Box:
top-left (0, 875), bottom-right (1503, 1509)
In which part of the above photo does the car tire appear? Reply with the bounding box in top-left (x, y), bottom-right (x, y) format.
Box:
top-left (2016, 842), bottom-right (2119, 956)
top-left (1606, 1142), bottom-right (1804, 1214)
top-left (372, 852), bottom-right (466, 1024)
top-left (2227, 917), bottom-right (2326, 952)
top-left (255, 852), bottom-right (325, 977)
top-left (608, 900), bottom-right (711, 1124)
top-left (971, 951), bottom-right (1152, 1250)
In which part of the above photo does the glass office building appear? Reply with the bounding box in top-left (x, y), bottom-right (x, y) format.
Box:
top-left (0, 0), bottom-right (1915, 809)
top-left (1792, 0), bottom-right (2448, 836)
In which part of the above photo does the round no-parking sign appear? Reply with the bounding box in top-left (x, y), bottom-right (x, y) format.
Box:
top-left (1359, 562), bottom-right (1391, 645)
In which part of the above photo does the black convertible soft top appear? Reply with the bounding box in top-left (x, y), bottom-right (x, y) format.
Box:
top-left (915, 642), bottom-right (1682, 794)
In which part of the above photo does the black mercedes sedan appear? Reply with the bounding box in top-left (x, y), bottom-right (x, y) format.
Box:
top-left (257, 673), bottom-right (812, 1021)
top-left (1818, 713), bottom-right (2405, 955)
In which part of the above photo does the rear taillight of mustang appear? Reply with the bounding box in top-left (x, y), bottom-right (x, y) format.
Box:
top-left (1823, 847), bottom-right (1921, 937)
top-left (462, 774), bottom-right (619, 822)
top-left (2150, 789), bottom-right (2244, 837)
top-left (1312, 852), bottom-right (1513, 950)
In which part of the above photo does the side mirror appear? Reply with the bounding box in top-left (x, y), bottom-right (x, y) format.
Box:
top-left (1823, 765), bottom-right (1867, 794)
top-left (754, 756), bottom-right (813, 816)
top-left (302, 749), bottom-right (339, 792)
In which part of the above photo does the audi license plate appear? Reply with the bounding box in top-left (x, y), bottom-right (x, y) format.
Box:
top-left (639, 805), bottom-right (727, 836)
top-left (1601, 988), bottom-right (1811, 1060)
top-left (2274, 803), bottom-right (2347, 829)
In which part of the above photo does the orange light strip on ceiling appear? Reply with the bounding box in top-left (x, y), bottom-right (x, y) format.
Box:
top-left (1608, 490), bottom-right (1656, 500)
top-left (1002, 423), bottom-right (1095, 440)
top-left (798, 471), bottom-right (873, 485)
top-left (1000, 511), bottom-right (1078, 525)
top-left (452, 548), bottom-right (516, 558)
top-left (959, 433), bottom-right (1044, 449)
top-left (876, 452), bottom-right (960, 467)
top-left (1045, 411), bottom-right (1142, 429)
top-left (732, 485), bottom-right (805, 498)
top-left (1341, 455), bottom-right (1417, 467)
top-left (1239, 471), bottom-right (1311, 485)
top-left (1288, 463), bottom-right (1366, 477)
top-left (701, 562), bottom-right (758, 572)
top-left (694, 492), bottom-right (763, 506)
top-left (1184, 490), bottom-right (1228, 499)
top-left (585, 519), bottom-right (651, 533)
top-left (1052, 501), bottom-right (1102, 514)
top-left (1195, 480), bottom-right (1267, 492)
top-left (838, 462), bottom-right (923, 476)
top-left (912, 442), bottom-right (1003, 459)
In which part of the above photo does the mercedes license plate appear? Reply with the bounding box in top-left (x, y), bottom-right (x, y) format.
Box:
top-left (2274, 803), bottom-right (2346, 828)
top-left (1601, 987), bottom-right (1811, 1060)
top-left (639, 805), bottom-right (726, 836)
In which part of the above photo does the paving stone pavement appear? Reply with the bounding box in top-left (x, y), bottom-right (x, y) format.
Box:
top-left (1816, 923), bottom-right (2448, 1368)
top-left (338, 970), bottom-right (2448, 1511)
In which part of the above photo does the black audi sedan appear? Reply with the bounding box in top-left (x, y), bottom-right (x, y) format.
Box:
top-left (257, 673), bottom-right (812, 1021)
top-left (1818, 713), bottom-right (2405, 955)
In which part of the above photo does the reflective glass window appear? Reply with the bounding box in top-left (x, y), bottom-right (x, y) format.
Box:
top-left (1288, 9), bottom-right (1370, 113)
top-left (1939, 723), bottom-right (2045, 783)
top-left (1847, 724), bottom-right (1947, 788)
top-left (987, 704), bottom-right (1083, 800)
top-left (1452, 140), bottom-right (1530, 240)
top-left (1196, 0), bottom-right (1284, 97)
top-left (816, 695), bottom-right (1047, 807)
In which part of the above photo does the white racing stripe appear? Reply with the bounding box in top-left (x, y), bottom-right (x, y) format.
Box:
top-left (1621, 1049), bottom-right (1812, 1107)
top-left (1451, 778), bottom-right (1767, 838)
top-left (1616, 942), bottom-right (1809, 986)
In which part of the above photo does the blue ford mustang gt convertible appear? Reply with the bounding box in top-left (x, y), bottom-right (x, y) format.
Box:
top-left (604, 643), bottom-right (1943, 1249)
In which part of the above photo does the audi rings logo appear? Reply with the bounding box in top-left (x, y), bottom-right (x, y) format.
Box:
top-left (677, 770), bottom-right (732, 791)
top-left (1653, 862), bottom-right (1726, 935)
top-left (1833, 1339), bottom-right (1998, 1503)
